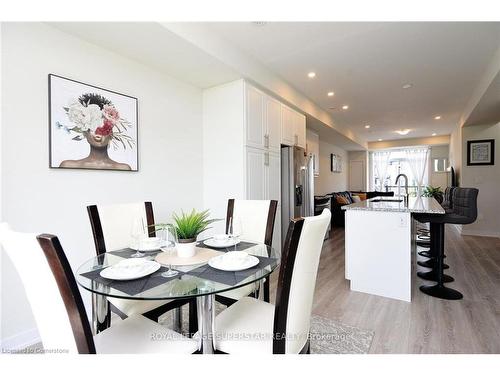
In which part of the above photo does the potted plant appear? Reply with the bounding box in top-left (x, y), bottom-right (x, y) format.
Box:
top-left (422, 185), bottom-right (444, 203)
top-left (171, 209), bottom-right (219, 258)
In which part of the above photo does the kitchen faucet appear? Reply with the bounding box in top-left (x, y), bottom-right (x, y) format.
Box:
top-left (395, 173), bottom-right (409, 207)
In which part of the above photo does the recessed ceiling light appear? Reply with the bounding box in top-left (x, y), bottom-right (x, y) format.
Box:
top-left (395, 129), bottom-right (411, 135)
top-left (327, 91), bottom-right (334, 97)
top-left (342, 105), bottom-right (349, 110)
top-left (307, 72), bottom-right (316, 78)
top-left (432, 133), bottom-right (437, 136)
top-left (365, 125), bottom-right (371, 129)
top-left (378, 138), bottom-right (383, 142)
top-left (402, 83), bottom-right (413, 89)
top-left (434, 115), bottom-right (441, 120)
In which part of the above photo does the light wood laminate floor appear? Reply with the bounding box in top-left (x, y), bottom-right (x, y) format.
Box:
top-left (270, 224), bottom-right (500, 353)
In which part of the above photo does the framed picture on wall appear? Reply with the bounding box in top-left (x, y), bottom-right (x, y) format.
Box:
top-left (48, 74), bottom-right (138, 171)
top-left (330, 153), bottom-right (342, 173)
top-left (466, 139), bottom-right (495, 166)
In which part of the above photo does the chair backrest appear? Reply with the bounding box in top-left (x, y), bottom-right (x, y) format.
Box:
top-left (452, 188), bottom-right (479, 224)
top-left (273, 209), bottom-right (331, 354)
top-left (87, 202), bottom-right (155, 255)
top-left (0, 224), bottom-right (95, 353)
top-left (226, 199), bottom-right (278, 246)
top-left (442, 187), bottom-right (456, 209)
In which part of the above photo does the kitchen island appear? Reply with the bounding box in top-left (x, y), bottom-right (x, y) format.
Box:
top-left (342, 196), bottom-right (444, 302)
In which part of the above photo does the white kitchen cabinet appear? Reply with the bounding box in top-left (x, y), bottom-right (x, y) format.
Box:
top-left (280, 105), bottom-right (295, 146)
top-left (245, 85), bottom-right (281, 153)
top-left (265, 96), bottom-right (281, 153)
top-left (203, 79), bottom-right (283, 245)
top-left (281, 104), bottom-right (306, 149)
top-left (245, 85), bottom-right (265, 150)
top-left (294, 111), bottom-right (306, 149)
top-left (306, 129), bottom-right (320, 176)
top-left (246, 147), bottom-right (267, 200)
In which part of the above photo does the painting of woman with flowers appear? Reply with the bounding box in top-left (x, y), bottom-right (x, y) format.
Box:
top-left (49, 74), bottom-right (138, 171)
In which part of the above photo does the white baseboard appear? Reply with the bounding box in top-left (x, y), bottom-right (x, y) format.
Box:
top-left (460, 227), bottom-right (500, 238)
top-left (1, 328), bottom-right (40, 351)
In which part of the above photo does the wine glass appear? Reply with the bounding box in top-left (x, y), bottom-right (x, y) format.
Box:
top-left (160, 225), bottom-right (179, 278)
top-left (228, 217), bottom-right (243, 251)
top-left (130, 217), bottom-right (146, 258)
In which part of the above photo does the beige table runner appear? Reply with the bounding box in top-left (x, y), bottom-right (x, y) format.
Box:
top-left (155, 247), bottom-right (223, 266)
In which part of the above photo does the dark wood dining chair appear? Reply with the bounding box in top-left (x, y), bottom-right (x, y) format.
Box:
top-left (211, 209), bottom-right (331, 354)
top-left (215, 199), bottom-right (278, 307)
top-left (0, 224), bottom-right (197, 354)
top-left (87, 202), bottom-right (197, 335)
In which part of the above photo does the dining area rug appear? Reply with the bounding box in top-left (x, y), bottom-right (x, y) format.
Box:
top-left (160, 302), bottom-right (374, 354)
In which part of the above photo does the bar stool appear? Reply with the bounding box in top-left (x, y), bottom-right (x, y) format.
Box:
top-left (417, 187), bottom-right (455, 261)
top-left (414, 188), bottom-right (478, 300)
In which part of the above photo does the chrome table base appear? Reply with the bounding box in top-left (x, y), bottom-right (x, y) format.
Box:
top-left (196, 294), bottom-right (215, 354)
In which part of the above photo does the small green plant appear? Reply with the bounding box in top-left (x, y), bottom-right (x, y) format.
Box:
top-left (171, 209), bottom-right (219, 240)
top-left (422, 185), bottom-right (444, 203)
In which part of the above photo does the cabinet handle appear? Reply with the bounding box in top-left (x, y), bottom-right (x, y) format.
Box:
top-left (264, 134), bottom-right (269, 148)
top-left (265, 152), bottom-right (269, 166)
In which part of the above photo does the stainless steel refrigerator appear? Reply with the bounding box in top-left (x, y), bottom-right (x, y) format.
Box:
top-left (281, 146), bottom-right (315, 244)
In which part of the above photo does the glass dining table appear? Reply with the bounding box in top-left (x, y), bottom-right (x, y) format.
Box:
top-left (76, 241), bottom-right (280, 354)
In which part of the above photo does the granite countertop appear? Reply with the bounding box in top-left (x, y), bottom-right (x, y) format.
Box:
top-left (341, 196), bottom-right (445, 214)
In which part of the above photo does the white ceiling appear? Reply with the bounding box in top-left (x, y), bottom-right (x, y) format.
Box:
top-left (204, 22), bottom-right (500, 142)
top-left (49, 22), bottom-right (240, 89)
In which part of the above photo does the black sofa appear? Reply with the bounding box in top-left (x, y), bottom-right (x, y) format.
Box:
top-left (330, 191), bottom-right (395, 227)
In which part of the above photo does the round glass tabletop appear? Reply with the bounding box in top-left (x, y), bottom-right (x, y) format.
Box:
top-left (75, 242), bottom-right (279, 301)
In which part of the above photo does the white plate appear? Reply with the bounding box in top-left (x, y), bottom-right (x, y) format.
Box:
top-left (203, 238), bottom-right (241, 249)
top-left (208, 254), bottom-right (259, 271)
top-left (100, 259), bottom-right (161, 281)
top-left (129, 241), bottom-right (162, 252)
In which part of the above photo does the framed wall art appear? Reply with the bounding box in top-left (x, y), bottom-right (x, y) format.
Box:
top-left (330, 153), bottom-right (342, 173)
top-left (466, 139), bottom-right (495, 166)
top-left (49, 74), bottom-right (138, 171)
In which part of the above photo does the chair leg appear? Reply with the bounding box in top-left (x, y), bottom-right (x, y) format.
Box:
top-left (172, 306), bottom-right (182, 332)
top-left (420, 223), bottom-right (463, 300)
top-left (264, 278), bottom-right (270, 303)
top-left (189, 299), bottom-right (198, 337)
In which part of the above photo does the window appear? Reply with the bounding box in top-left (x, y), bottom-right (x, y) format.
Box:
top-left (433, 158), bottom-right (448, 172)
top-left (371, 147), bottom-right (430, 196)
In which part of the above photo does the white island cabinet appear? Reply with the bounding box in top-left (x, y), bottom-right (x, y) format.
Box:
top-left (342, 197), bottom-right (444, 302)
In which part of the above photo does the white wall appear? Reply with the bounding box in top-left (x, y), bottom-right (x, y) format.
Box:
top-left (314, 140), bottom-right (348, 195)
top-left (1, 23), bottom-right (204, 348)
top-left (461, 122), bottom-right (500, 237)
top-left (449, 124), bottom-right (462, 185)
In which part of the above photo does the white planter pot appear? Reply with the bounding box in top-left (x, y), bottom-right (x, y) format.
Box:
top-left (176, 240), bottom-right (196, 258)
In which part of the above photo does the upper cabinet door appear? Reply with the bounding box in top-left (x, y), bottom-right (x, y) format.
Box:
top-left (265, 96), bottom-right (281, 153)
top-left (294, 112), bottom-right (307, 149)
top-left (245, 85), bottom-right (265, 149)
top-left (281, 105), bottom-right (295, 146)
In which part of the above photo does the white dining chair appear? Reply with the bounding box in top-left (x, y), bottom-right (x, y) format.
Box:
top-left (211, 209), bottom-right (331, 354)
top-left (87, 202), bottom-right (197, 334)
top-left (0, 223), bottom-right (197, 354)
top-left (215, 199), bottom-right (278, 306)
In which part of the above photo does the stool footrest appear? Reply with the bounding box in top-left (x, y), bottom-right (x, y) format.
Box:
top-left (417, 270), bottom-right (454, 283)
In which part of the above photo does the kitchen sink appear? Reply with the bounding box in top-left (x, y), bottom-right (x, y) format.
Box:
top-left (371, 198), bottom-right (403, 203)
